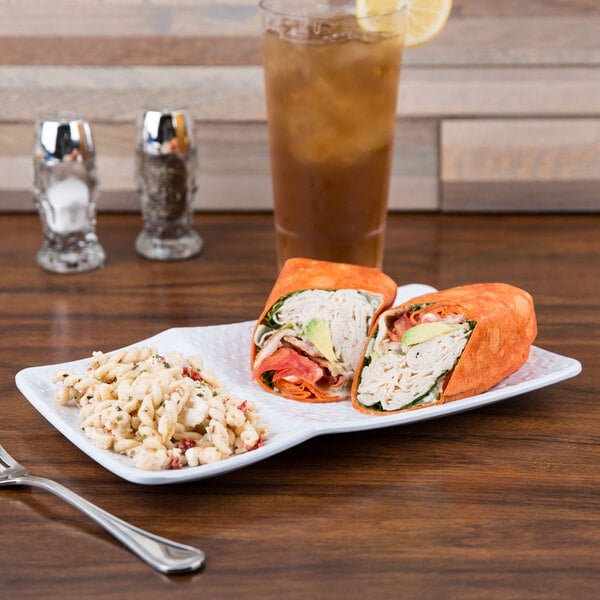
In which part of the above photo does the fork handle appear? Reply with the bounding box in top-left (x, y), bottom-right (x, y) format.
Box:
top-left (21, 475), bottom-right (205, 574)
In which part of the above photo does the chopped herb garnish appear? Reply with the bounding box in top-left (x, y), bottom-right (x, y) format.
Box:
top-left (261, 371), bottom-right (275, 388)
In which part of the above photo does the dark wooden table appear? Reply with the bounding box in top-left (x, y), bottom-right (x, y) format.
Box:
top-left (1, 212), bottom-right (598, 599)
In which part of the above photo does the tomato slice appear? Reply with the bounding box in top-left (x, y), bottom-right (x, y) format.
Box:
top-left (253, 347), bottom-right (345, 403)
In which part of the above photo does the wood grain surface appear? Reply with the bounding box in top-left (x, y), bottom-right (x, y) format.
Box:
top-left (0, 0), bottom-right (599, 213)
top-left (441, 119), bottom-right (600, 211)
top-left (1, 0), bottom-right (599, 66)
top-left (0, 119), bottom-right (438, 213)
top-left (0, 211), bottom-right (598, 599)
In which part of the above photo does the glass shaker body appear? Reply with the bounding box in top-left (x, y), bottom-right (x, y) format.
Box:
top-left (32, 115), bottom-right (105, 273)
top-left (135, 109), bottom-right (202, 261)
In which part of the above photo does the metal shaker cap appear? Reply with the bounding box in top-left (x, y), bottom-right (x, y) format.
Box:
top-left (34, 113), bottom-right (95, 164)
top-left (137, 109), bottom-right (194, 156)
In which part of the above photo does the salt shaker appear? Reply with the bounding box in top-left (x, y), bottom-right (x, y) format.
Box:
top-left (135, 109), bottom-right (202, 260)
top-left (32, 114), bottom-right (105, 273)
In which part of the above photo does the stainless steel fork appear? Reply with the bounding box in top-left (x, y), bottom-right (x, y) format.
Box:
top-left (0, 443), bottom-right (205, 574)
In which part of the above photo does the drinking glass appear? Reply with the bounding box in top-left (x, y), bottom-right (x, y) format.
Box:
top-left (260, 0), bottom-right (406, 268)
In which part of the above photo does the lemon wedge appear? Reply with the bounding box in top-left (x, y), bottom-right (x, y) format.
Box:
top-left (356, 0), bottom-right (452, 48)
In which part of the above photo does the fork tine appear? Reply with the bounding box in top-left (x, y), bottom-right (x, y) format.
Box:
top-left (0, 444), bottom-right (20, 470)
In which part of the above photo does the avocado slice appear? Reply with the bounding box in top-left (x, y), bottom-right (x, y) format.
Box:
top-left (304, 318), bottom-right (337, 363)
top-left (401, 322), bottom-right (459, 347)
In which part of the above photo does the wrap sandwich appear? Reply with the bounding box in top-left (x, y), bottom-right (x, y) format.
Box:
top-left (352, 283), bottom-right (537, 414)
top-left (251, 258), bottom-right (397, 402)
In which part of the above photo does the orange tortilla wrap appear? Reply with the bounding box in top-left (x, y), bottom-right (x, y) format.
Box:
top-left (251, 258), bottom-right (398, 402)
top-left (352, 283), bottom-right (537, 414)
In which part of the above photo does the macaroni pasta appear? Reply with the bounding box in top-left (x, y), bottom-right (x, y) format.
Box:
top-left (53, 347), bottom-right (270, 471)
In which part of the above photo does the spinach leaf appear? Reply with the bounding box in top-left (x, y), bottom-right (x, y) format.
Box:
top-left (263, 292), bottom-right (298, 328)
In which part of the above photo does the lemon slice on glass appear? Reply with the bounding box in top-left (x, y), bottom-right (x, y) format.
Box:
top-left (356, 0), bottom-right (452, 48)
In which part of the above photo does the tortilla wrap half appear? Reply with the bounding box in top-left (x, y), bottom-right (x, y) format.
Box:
top-left (251, 258), bottom-right (398, 402)
top-left (352, 282), bottom-right (537, 414)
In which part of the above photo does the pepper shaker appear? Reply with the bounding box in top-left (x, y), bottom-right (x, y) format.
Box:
top-left (32, 114), bottom-right (106, 273)
top-left (135, 109), bottom-right (203, 261)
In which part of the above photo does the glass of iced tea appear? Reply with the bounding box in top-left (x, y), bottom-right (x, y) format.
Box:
top-left (260, 0), bottom-right (406, 268)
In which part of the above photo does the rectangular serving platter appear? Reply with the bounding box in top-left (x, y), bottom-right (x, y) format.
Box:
top-left (15, 284), bottom-right (582, 485)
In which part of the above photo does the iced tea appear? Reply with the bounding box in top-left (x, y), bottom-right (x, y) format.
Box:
top-left (260, 0), bottom-right (405, 268)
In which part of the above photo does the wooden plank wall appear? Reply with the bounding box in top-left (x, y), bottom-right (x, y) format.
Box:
top-left (0, 0), bottom-right (598, 213)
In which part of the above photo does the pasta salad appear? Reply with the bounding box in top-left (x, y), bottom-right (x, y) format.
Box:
top-left (53, 347), bottom-right (270, 471)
